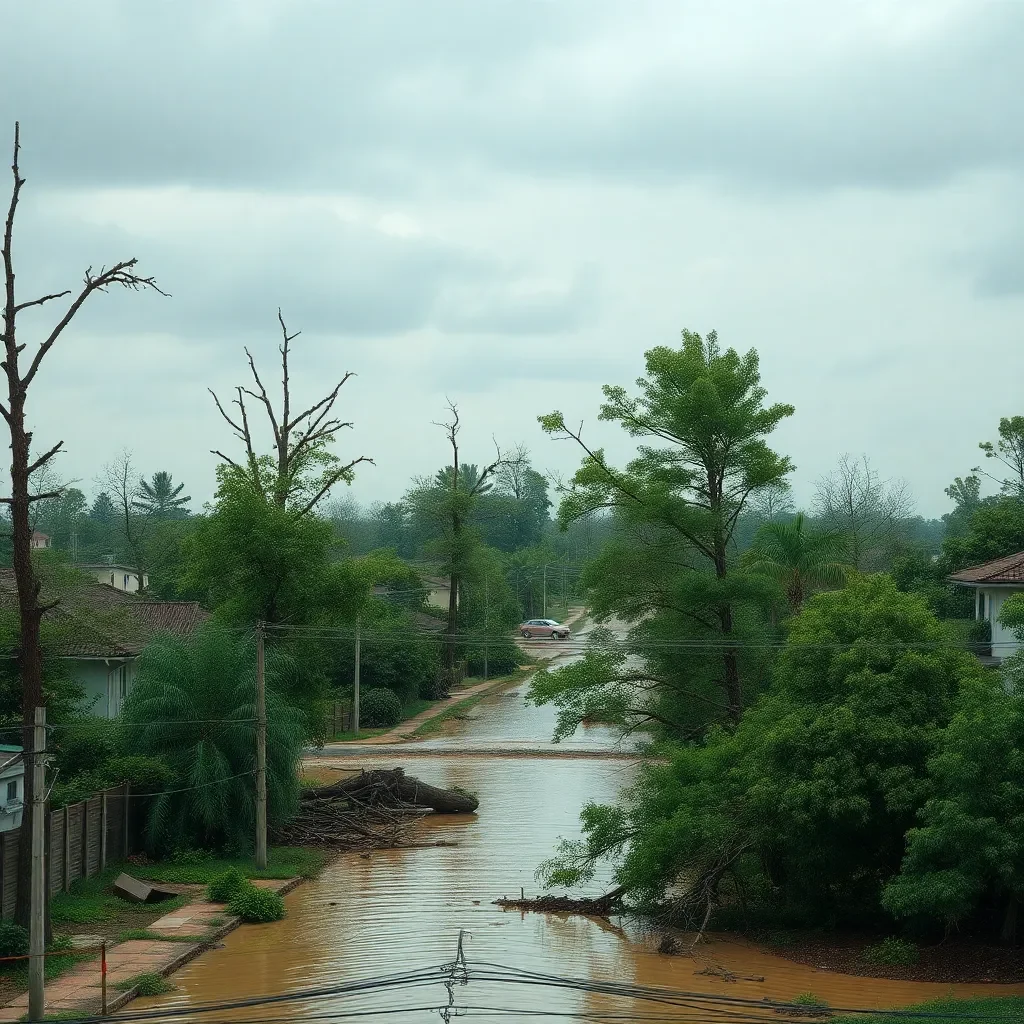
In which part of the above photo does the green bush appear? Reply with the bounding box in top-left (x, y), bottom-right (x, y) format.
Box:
top-left (862, 937), bottom-right (919, 966)
top-left (207, 867), bottom-right (248, 903)
top-left (228, 884), bottom-right (285, 922)
top-left (117, 972), bottom-right (174, 995)
top-left (359, 687), bottom-right (402, 728)
top-left (0, 921), bottom-right (29, 959)
top-left (792, 993), bottom-right (829, 1009)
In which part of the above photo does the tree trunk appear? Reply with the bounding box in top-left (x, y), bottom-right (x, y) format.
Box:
top-left (301, 768), bottom-right (478, 813)
top-left (1001, 893), bottom-right (1019, 945)
top-left (8, 409), bottom-right (45, 931)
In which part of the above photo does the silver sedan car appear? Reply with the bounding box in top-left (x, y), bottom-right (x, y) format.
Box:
top-left (519, 618), bottom-right (571, 640)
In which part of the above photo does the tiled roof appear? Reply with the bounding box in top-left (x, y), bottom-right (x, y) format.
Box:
top-left (949, 551), bottom-right (1024, 585)
top-left (0, 569), bottom-right (209, 658)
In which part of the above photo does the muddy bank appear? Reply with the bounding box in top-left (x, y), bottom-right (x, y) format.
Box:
top-left (752, 931), bottom-right (1024, 985)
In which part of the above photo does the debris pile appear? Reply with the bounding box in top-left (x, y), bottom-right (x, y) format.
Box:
top-left (274, 768), bottom-right (477, 850)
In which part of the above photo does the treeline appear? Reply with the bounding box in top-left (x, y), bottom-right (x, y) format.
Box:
top-left (530, 332), bottom-right (1024, 945)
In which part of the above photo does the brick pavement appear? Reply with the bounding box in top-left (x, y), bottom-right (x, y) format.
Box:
top-left (0, 877), bottom-right (296, 1021)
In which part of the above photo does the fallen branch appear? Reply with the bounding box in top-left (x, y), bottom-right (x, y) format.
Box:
top-left (494, 885), bottom-right (627, 918)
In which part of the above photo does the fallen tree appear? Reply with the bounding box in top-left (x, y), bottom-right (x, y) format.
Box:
top-left (299, 768), bottom-right (479, 813)
top-left (277, 768), bottom-right (478, 848)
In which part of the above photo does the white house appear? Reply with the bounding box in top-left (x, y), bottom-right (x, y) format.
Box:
top-left (949, 551), bottom-right (1024, 662)
top-left (0, 745), bottom-right (24, 832)
top-left (30, 531), bottom-right (50, 550)
top-left (78, 563), bottom-right (150, 593)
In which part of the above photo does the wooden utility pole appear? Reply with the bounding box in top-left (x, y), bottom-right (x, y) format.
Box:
top-left (543, 564), bottom-right (547, 618)
top-left (483, 579), bottom-right (489, 682)
top-left (28, 706), bottom-right (45, 1021)
top-left (255, 623), bottom-right (267, 870)
top-left (352, 618), bottom-right (361, 736)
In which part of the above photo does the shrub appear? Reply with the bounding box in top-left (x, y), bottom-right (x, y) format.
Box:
top-left (228, 884), bottom-right (285, 922)
top-left (792, 993), bottom-right (829, 1009)
top-left (360, 687), bottom-right (402, 728)
top-left (862, 937), bottom-right (919, 966)
top-left (0, 921), bottom-right (29, 959)
top-left (207, 867), bottom-right (249, 903)
top-left (117, 972), bottom-right (174, 995)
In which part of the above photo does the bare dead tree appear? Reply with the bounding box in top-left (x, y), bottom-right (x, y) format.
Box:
top-left (813, 453), bottom-right (914, 569)
top-left (104, 450), bottom-right (151, 592)
top-left (210, 309), bottom-right (372, 517)
top-left (1, 123), bottom-right (163, 928)
top-left (433, 400), bottom-right (502, 695)
top-left (494, 442), bottom-right (531, 499)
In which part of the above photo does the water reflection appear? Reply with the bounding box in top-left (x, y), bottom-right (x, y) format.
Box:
top-left (137, 680), bottom-right (1024, 1022)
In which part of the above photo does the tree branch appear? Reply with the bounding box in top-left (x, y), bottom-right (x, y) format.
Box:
top-left (23, 261), bottom-right (166, 388)
top-left (12, 290), bottom-right (71, 315)
top-left (293, 455), bottom-right (375, 518)
top-left (27, 440), bottom-right (63, 476)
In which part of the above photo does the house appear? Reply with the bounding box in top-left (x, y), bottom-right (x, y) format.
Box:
top-left (421, 575), bottom-right (456, 611)
top-left (949, 551), bottom-right (1024, 662)
top-left (0, 570), bottom-right (207, 718)
top-left (0, 745), bottom-right (23, 832)
top-left (78, 563), bottom-right (150, 593)
top-left (29, 531), bottom-right (50, 550)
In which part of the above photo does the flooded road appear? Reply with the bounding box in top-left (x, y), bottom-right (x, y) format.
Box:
top-left (138, 669), bottom-right (1024, 1022)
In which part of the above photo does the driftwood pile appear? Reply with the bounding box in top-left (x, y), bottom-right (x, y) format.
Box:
top-left (494, 885), bottom-right (626, 918)
top-left (273, 768), bottom-right (478, 850)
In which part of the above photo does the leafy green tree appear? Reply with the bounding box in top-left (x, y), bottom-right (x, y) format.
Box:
top-left (942, 475), bottom-right (982, 540)
top-left (133, 471), bottom-right (191, 518)
top-left (89, 492), bottom-right (116, 527)
top-left (121, 626), bottom-right (304, 853)
top-left (540, 576), bottom-right (984, 928)
top-left (941, 496), bottom-right (1024, 573)
top-left (744, 512), bottom-right (846, 614)
top-left (975, 416), bottom-right (1024, 497)
top-left (537, 329), bottom-right (793, 724)
top-left (882, 670), bottom-right (1024, 941)
top-left (33, 487), bottom-right (87, 552)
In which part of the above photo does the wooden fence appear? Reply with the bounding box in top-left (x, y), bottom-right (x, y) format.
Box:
top-left (0, 784), bottom-right (144, 918)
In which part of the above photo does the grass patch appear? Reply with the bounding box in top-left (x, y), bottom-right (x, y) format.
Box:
top-left (51, 870), bottom-right (187, 927)
top-left (413, 667), bottom-right (535, 738)
top-left (208, 915), bottom-right (227, 926)
top-left (792, 993), bottom-right (829, 1009)
top-left (833, 998), bottom-right (1024, 1024)
top-left (862, 936), bottom-right (918, 965)
top-left (138, 846), bottom-right (328, 884)
top-left (116, 929), bottom-right (205, 943)
top-left (329, 727), bottom-right (388, 742)
top-left (115, 972), bottom-right (174, 995)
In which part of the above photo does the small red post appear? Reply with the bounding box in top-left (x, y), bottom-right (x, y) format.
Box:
top-left (101, 941), bottom-right (107, 1015)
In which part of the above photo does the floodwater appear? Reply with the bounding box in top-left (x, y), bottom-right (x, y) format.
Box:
top-left (136, 668), bottom-right (1024, 1023)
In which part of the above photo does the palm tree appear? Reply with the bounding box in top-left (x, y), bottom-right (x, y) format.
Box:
top-left (133, 471), bottom-right (191, 517)
top-left (746, 513), bottom-right (848, 615)
top-left (434, 463), bottom-right (493, 495)
top-left (120, 626), bottom-right (304, 853)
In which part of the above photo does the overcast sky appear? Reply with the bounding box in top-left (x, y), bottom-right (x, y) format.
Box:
top-left (2, 0), bottom-right (1022, 518)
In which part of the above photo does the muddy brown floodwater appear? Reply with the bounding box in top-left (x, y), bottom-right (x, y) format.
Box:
top-left (136, 672), bottom-right (1024, 1022)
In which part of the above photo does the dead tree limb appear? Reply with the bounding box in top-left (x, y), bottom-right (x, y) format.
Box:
top-left (209, 308), bottom-right (372, 515)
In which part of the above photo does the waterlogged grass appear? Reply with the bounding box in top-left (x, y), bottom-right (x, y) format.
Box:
top-left (413, 667), bottom-right (536, 738)
top-left (117, 929), bottom-right (205, 943)
top-left (115, 972), bottom-right (174, 995)
top-left (833, 997), bottom-right (1024, 1024)
top-left (138, 846), bottom-right (329, 884)
top-left (51, 869), bottom-right (187, 927)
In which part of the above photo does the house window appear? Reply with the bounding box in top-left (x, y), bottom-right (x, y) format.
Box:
top-left (980, 592), bottom-right (988, 620)
top-left (6, 780), bottom-right (17, 802)
top-left (110, 573), bottom-right (115, 586)
top-left (119, 664), bottom-right (128, 701)
top-left (124, 574), bottom-right (130, 589)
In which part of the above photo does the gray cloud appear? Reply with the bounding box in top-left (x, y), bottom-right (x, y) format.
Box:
top-left (4, 2), bottom-right (1022, 196)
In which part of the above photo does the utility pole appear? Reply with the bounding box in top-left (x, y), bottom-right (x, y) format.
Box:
top-left (483, 579), bottom-right (489, 682)
top-left (352, 618), bottom-right (361, 735)
top-left (543, 564), bottom-right (547, 618)
top-left (254, 624), bottom-right (267, 871)
top-left (28, 706), bottom-right (45, 1022)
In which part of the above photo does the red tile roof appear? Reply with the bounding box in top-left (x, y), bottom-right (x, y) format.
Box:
top-left (0, 569), bottom-right (209, 658)
top-left (949, 551), bottom-right (1024, 585)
